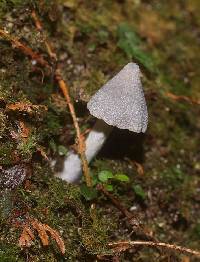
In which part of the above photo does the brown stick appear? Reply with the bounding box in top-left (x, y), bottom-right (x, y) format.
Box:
top-left (96, 184), bottom-right (132, 219)
top-left (96, 184), bottom-right (154, 242)
top-left (31, 11), bottom-right (57, 60)
top-left (55, 71), bottom-right (91, 187)
top-left (166, 92), bottom-right (200, 105)
top-left (109, 241), bottom-right (200, 257)
top-left (0, 28), bottom-right (50, 68)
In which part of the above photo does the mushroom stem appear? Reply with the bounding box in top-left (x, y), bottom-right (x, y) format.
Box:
top-left (56, 119), bottom-right (113, 183)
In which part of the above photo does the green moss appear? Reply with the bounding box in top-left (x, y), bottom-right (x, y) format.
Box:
top-left (0, 162), bottom-right (111, 260)
top-left (43, 112), bottom-right (62, 136)
top-left (159, 167), bottom-right (185, 188)
top-left (0, 142), bottom-right (16, 165)
top-left (0, 243), bottom-right (22, 262)
top-left (117, 23), bottom-right (155, 71)
top-left (0, 110), bottom-right (7, 137)
top-left (17, 134), bottom-right (38, 160)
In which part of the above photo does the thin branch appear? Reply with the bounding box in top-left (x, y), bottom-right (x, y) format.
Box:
top-left (109, 241), bottom-right (200, 257)
top-left (31, 11), bottom-right (57, 60)
top-left (166, 92), bottom-right (200, 105)
top-left (97, 184), bottom-right (133, 219)
top-left (96, 184), bottom-right (154, 241)
top-left (0, 28), bottom-right (50, 68)
top-left (55, 71), bottom-right (91, 187)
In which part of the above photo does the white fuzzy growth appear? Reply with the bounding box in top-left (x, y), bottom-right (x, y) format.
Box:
top-left (56, 153), bottom-right (82, 183)
top-left (56, 120), bottom-right (112, 183)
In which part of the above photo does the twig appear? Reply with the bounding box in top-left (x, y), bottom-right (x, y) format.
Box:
top-left (55, 71), bottom-right (91, 187)
top-left (97, 184), bottom-right (133, 219)
top-left (0, 28), bottom-right (50, 68)
top-left (96, 184), bottom-right (154, 241)
top-left (31, 11), bottom-right (57, 60)
top-left (31, 11), bottom-right (92, 187)
top-left (109, 241), bottom-right (200, 257)
top-left (166, 92), bottom-right (200, 105)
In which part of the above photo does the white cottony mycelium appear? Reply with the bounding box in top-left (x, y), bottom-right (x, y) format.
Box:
top-left (56, 63), bottom-right (148, 183)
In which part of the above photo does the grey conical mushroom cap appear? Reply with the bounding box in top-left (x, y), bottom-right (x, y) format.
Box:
top-left (87, 63), bottom-right (148, 133)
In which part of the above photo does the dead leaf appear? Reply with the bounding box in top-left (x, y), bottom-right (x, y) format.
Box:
top-left (44, 224), bottom-right (65, 254)
top-left (6, 102), bottom-right (47, 114)
top-left (6, 102), bottom-right (35, 113)
top-left (18, 218), bottom-right (65, 254)
top-left (30, 219), bottom-right (49, 246)
top-left (19, 225), bottom-right (34, 247)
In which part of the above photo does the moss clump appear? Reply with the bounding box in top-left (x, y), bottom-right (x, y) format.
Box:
top-left (0, 142), bottom-right (17, 165)
top-left (0, 110), bottom-right (7, 137)
top-left (0, 163), bottom-right (111, 261)
top-left (0, 243), bottom-right (22, 262)
top-left (17, 134), bottom-right (38, 160)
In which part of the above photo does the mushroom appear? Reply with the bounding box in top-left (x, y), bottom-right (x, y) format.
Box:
top-left (56, 63), bottom-right (148, 183)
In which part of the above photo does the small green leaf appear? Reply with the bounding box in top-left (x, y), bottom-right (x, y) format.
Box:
top-left (80, 185), bottom-right (97, 201)
top-left (57, 145), bottom-right (68, 156)
top-left (115, 173), bottom-right (130, 182)
top-left (133, 185), bottom-right (146, 199)
top-left (98, 170), bottom-right (114, 182)
top-left (105, 184), bottom-right (114, 191)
